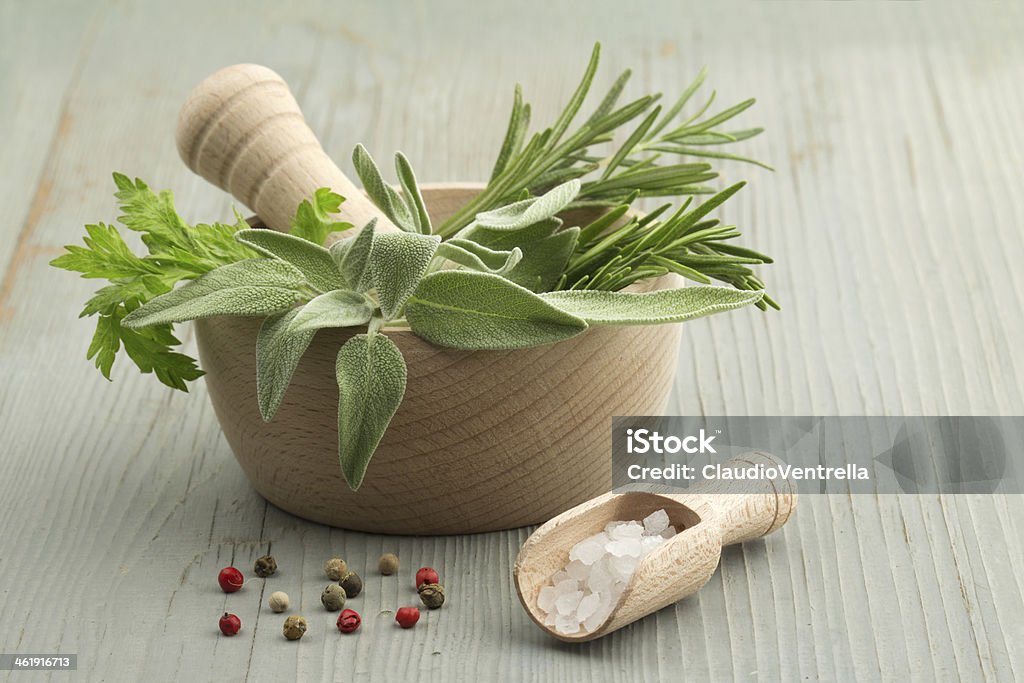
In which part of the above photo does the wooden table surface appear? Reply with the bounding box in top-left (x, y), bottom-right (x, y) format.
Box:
top-left (2, 1), bottom-right (1023, 681)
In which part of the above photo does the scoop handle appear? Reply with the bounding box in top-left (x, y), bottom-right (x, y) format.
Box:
top-left (175, 64), bottom-right (391, 234)
top-left (666, 451), bottom-right (798, 546)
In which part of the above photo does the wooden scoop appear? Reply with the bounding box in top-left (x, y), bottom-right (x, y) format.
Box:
top-left (175, 64), bottom-right (397, 236)
top-left (513, 451), bottom-right (797, 641)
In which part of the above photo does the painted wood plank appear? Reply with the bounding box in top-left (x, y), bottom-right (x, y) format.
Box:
top-left (0, 1), bottom-right (1022, 681)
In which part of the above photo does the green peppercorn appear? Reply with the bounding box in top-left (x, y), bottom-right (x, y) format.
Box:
top-left (378, 553), bottom-right (399, 575)
top-left (324, 557), bottom-right (347, 581)
top-left (418, 582), bottom-right (445, 609)
top-left (321, 583), bottom-right (347, 611)
top-left (338, 571), bottom-right (363, 598)
top-left (283, 615), bottom-right (307, 640)
top-left (254, 554), bottom-right (277, 578)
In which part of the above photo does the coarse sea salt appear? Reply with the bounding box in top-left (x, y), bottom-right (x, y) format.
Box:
top-left (537, 509), bottom-right (677, 635)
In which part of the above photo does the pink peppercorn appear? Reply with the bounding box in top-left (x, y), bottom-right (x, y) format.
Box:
top-left (218, 567), bottom-right (244, 593)
top-left (415, 567), bottom-right (439, 588)
top-left (395, 607), bottom-right (420, 629)
top-left (337, 609), bottom-right (361, 634)
top-left (219, 612), bottom-right (241, 636)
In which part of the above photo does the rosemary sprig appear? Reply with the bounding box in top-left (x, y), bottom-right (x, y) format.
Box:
top-left (568, 183), bottom-right (779, 310)
top-left (436, 42), bottom-right (769, 238)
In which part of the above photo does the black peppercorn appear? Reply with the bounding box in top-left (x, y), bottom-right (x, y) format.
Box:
top-left (338, 571), bottom-right (363, 599)
top-left (254, 554), bottom-right (277, 578)
top-left (418, 582), bottom-right (445, 609)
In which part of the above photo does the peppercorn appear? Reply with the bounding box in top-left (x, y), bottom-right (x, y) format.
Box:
top-left (219, 612), bottom-right (241, 636)
top-left (338, 571), bottom-right (363, 598)
top-left (418, 582), bottom-right (446, 609)
top-left (253, 554), bottom-right (277, 578)
top-left (283, 615), bottom-right (307, 641)
top-left (268, 591), bottom-right (290, 613)
top-left (321, 583), bottom-right (347, 611)
top-left (336, 609), bottom-right (361, 634)
top-left (415, 567), bottom-right (439, 588)
top-left (218, 567), bottom-right (244, 593)
top-left (395, 606), bottom-right (420, 629)
top-left (378, 553), bottom-right (399, 575)
top-left (324, 557), bottom-right (348, 581)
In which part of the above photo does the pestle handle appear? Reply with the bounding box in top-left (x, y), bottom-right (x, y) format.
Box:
top-left (175, 64), bottom-right (394, 235)
top-left (667, 451), bottom-right (798, 546)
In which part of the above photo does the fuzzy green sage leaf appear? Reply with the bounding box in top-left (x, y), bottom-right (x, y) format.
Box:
top-left (369, 231), bottom-right (441, 320)
top-left (256, 308), bottom-right (317, 421)
top-left (352, 145), bottom-right (415, 232)
top-left (336, 333), bottom-right (407, 490)
top-left (122, 259), bottom-right (306, 329)
top-left (289, 290), bottom-right (374, 333)
top-left (436, 238), bottom-right (522, 274)
top-left (474, 179), bottom-right (580, 231)
top-left (540, 285), bottom-right (763, 324)
top-left (235, 228), bottom-right (344, 294)
top-left (405, 270), bottom-right (588, 350)
top-left (330, 218), bottom-right (376, 291)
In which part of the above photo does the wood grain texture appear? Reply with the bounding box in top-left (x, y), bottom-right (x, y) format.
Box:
top-left (1, 1), bottom-right (1023, 681)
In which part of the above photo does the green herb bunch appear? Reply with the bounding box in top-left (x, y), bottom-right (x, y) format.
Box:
top-left (52, 44), bottom-right (775, 489)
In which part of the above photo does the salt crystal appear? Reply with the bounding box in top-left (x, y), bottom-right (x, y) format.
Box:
top-left (643, 509), bottom-right (670, 534)
top-left (604, 520), bottom-right (627, 534)
top-left (566, 560), bottom-right (590, 581)
top-left (538, 585), bottom-right (558, 612)
top-left (609, 521), bottom-right (643, 540)
top-left (570, 537), bottom-right (606, 565)
top-left (555, 614), bottom-right (581, 635)
top-left (584, 593), bottom-right (615, 632)
top-left (610, 554), bottom-right (639, 582)
top-left (537, 508), bottom-right (675, 633)
top-left (587, 558), bottom-right (615, 595)
top-left (555, 590), bottom-right (583, 616)
top-left (576, 592), bottom-right (601, 621)
top-left (640, 535), bottom-right (664, 553)
top-left (607, 538), bottom-right (642, 558)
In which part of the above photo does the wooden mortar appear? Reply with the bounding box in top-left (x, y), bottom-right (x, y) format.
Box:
top-left (181, 65), bottom-right (684, 534)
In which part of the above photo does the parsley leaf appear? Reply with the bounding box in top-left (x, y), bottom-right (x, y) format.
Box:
top-left (289, 187), bottom-right (353, 245)
top-left (51, 173), bottom-right (259, 391)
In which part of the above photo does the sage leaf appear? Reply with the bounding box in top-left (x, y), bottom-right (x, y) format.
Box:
top-left (256, 308), bottom-right (316, 421)
top-left (235, 229), bottom-right (344, 294)
top-left (474, 179), bottom-right (581, 231)
top-left (122, 259), bottom-right (305, 328)
top-left (336, 333), bottom-right (407, 490)
top-left (289, 290), bottom-right (374, 333)
top-left (504, 226), bottom-right (579, 292)
top-left (405, 270), bottom-right (588, 350)
top-left (369, 231), bottom-right (440, 320)
top-left (540, 286), bottom-right (764, 325)
top-left (394, 152), bottom-right (431, 235)
top-left (352, 144), bottom-right (415, 232)
top-left (331, 218), bottom-right (376, 291)
top-left (436, 238), bottom-right (522, 274)
top-left (458, 217), bottom-right (561, 249)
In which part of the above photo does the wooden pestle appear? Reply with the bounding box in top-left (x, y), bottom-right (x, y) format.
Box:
top-left (175, 64), bottom-right (397, 236)
top-left (514, 451), bottom-right (798, 641)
